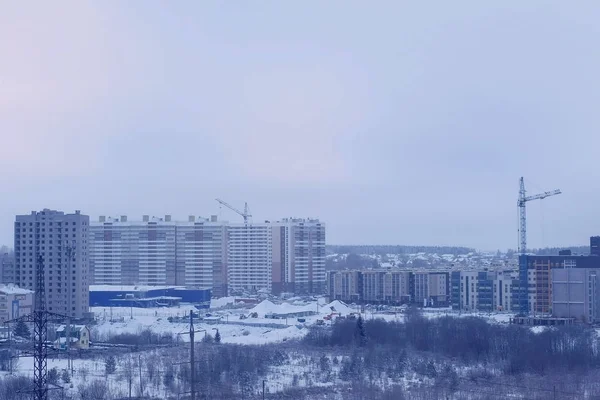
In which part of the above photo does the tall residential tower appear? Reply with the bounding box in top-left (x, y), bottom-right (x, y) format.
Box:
top-left (90, 215), bottom-right (228, 296)
top-left (14, 209), bottom-right (90, 318)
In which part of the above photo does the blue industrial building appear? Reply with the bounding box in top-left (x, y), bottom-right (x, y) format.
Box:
top-left (89, 285), bottom-right (211, 308)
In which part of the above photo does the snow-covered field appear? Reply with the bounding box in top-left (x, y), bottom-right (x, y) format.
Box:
top-left (87, 297), bottom-right (368, 345)
top-left (89, 299), bottom-right (518, 346)
top-left (0, 298), bottom-right (524, 399)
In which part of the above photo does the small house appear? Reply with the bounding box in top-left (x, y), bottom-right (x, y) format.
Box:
top-left (55, 325), bottom-right (90, 350)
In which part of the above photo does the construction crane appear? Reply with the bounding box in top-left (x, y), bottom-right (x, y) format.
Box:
top-left (517, 177), bottom-right (561, 254)
top-left (215, 198), bottom-right (252, 223)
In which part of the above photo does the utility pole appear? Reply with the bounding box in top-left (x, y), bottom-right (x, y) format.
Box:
top-left (138, 354), bottom-right (143, 397)
top-left (262, 380), bottom-right (266, 400)
top-left (5, 255), bottom-right (66, 400)
top-left (190, 313), bottom-right (196, 400)
top-left (176, 312), bottom-right (205, 400)
top-left (65, 244), bottom-right (72, 373)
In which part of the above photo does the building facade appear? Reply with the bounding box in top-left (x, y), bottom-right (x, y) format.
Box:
top-left (0, 285), bottom-right (33, 325)
top-left (362, 270), bottom-right (385, 303)
top-left (90, 216), bottom-right (228, 296)
top-left (327, 270), bottom-right (362, 302)
top-left (452, 271), bottom-right (479, 310)
top-left (552, 268), bottom-right (600, 323)
top-left (176, 217), bottom-right (228, 296)
top-left (227, 223), bottom-right (273, 293)
top-left (412, 271), bottom-right (449, 307)
top-left (0, 253), bottom-right (15, 285)
top-left (14, 209), bottom-right (90, 318)
top-left (383, 271), bottom-right (411, 303)
top-left (492, 270), bottom-right (517, 312)
top-left (451, 270), bottom-right (518, 312)
top-left (328, 269), bottom-right (445, 305)
top-left (90, 216), bottom-right (326, 297)
top-left (591, 236), bottom-right (600, 256)
top-left (519, 254), bottom-right (600, 315)
top-left (271, 219), bottom-right (326, 295)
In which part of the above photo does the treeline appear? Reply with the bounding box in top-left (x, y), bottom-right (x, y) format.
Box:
top-left (305, 309), bottom-right (600, 375)
top-left (328, 245), bottom-right (475, 256)
top-left (326, 253), bottom-right (380, 271)
top-left (533, 246), bottom-right (590, 255)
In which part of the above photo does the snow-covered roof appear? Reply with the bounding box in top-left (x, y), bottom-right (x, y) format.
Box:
top-left (56, 337), bottom-right (79, 344)
top-left (90, 285), bottom-right (185, 292)
top-left (321, 300), bottom-right (354, 315)
top-left (0, 285), bottom-right (33, 295)
top-left (250, 300), bottom-right (318, 317)
top-left (56, 325), bottom-right (88, 333)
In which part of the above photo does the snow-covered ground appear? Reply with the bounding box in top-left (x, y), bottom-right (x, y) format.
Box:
top-left (0, 298), bottom-right (526, 399)
top-left (89, 298), bottom-right (358, 345)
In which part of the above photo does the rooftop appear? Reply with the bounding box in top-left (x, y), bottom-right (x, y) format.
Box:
top-left (90, 285), bottom-right (185, 292)
top-left (0, 285), bottom-right (33, 295)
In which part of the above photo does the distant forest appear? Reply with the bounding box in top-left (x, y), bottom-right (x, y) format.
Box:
top-left (327, 245), bottom-right (591, 257)
top-left (327, 245), bottom-right (475, 256)
top-left (532, 246), bottom-right (590, 255)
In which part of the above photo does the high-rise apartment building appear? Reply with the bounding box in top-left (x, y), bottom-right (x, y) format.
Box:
top-left (227, 223), bottom-right (273, 293)
top-left (90, 215), bottom-right (228, 296)
top-left (14, 209), bottom-right (90, 318)
top-left (176, 217), bottom-right (228, 296)
top-left (90, 215), bottom-right (324, 296)
top-left (271, 218), bottom-right (326, 294)
top-left (90, 216), bottom-right (177, 286)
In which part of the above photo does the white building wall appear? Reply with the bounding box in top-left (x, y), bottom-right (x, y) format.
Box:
top-left (227, 224), bottom-right (272, 293)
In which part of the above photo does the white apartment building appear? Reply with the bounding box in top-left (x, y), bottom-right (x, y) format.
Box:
top-left (90, 215), bottom-right (228, 296)
top-left (176, 217), bottom-right (227, 296)
top-left (455, 270), bottom-right (480, 311)
top-left (492, 270), bottom-right (516, 312)
top-left (272, 218), bottom-right (326, 294)
top-left (327, 270), bottom-right (361, 302)
top-left (452, 269), bottom-right (518, 312)
top-left (383, 271), bottom-right (411, 303)
top-left (0, 285), bottom-right (33, 324)
top-left (14, 209), bottom-right (90, 318)
top-left (90, 215), bottom-right (326, 296)
top-left (413, 271), bottom-right (449, 306)
top-left (227, 223), bottom-right (272, 293)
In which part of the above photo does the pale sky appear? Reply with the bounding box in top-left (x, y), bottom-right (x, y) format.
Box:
top-left (1, 1), bottom-right (599, 250)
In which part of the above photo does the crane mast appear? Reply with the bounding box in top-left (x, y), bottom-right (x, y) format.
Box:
top-left (517, 177), bottom-right (561, 254)
top-left (215, 198), bottom-right (252, 224)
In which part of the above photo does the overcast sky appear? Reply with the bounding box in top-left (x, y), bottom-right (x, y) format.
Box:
top-left (1, 1), bottom-right (599, 251)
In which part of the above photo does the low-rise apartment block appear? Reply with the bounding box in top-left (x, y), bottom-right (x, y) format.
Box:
top-left (327, 270), bottom-right (447, 306)
top-left (0, 285), bottom-right (33, 324)
top-left (451, 270), bottom-right (519, 312)
top-left (328, 270), bottom-right (361, 302)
